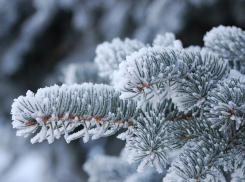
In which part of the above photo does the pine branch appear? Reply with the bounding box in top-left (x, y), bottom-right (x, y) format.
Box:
top-left (11, 83), bottom-right (137, 144)
top-left (167, 118), bottom-right (212, 149)
top-left (114, 47), bottom-right (190, 106)
top-left (185, 45), bottom-right (202, 52)
top-left (205, 77), bottom-right (245, 137)
top-left (125, 99), bottom-right (177, 173)
top-left (165, 90), bottom-right (245, 181)
top-left (173, 51), bottom-right (229, 116)
top-left (152, 32), bottom-right (177, 47)
top-left (9, 25), bottom-right (245, 182)
top-left (204, 25), bottom-right (245, 73)
top-left (164, 132), bottom-right (228, 182)
top-left (224, 147), bottom-right (245, 174)
top-left (231, 161), bottom-right (245, 182)
top-left (95, 37), bottom-right (145, 79)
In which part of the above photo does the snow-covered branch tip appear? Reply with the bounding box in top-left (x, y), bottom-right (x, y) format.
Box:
top-left (205, 77), bottom-right (245, 136)
top-left (113, 47), bottom-right (190, 106)
top-left (11, 83), bottom-right (137, 144)
top-left (204, 25), bottom-right (245, 73)
top-left (152, 32), bottom-right (181, 48)
top-left (95, 37), bottom-right (145, 79)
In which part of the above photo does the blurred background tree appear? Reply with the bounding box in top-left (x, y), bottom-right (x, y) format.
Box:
top-left (0, 0), bottom-right (245, 181)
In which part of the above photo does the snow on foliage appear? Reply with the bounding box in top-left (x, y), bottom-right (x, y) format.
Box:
top-left (204, 25), bottom-right (245, 74)
top-left (231, 161), bottom-right (245, 182)
top-left (124, 168), bottom-right (165, 182)
top-left (152, 32), bottom-right (183, 49)
top-left (114, 47), bottom-right (189, 107)
top-left (205, 77), bottom-right (245, 134)
top-left (10, 25), bottom-right (245, 181)
top-left (11, 83), bottom-right (137, 144)
top-left (173, 52), bottom-right (229, 116)
top-left (165, 133), bottom-right (227, 182)
top-left (95, 38), bottom-right (145, 79)
top-left (152, 32), bottom-right (176, 47)
top-left (185, 45), bottom-right (202, 52)
top-left (126, 99), bottom-right (176, 173)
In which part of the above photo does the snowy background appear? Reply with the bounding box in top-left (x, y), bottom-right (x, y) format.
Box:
top-left (0, 0), bottom-right (245, 181)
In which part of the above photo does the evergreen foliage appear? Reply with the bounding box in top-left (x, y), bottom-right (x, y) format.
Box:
top-left (95, 38), bottom-right (145, 79)
top-left (173, 52), bottom-right (229, 116)
top-left (113, 47), bottom-right (190, 106)
top-left (126, 99), bottom-right (177, 173)
top-left (11, 83), bottom-right (137, 144)
top-left (165, 132), bottom-right (228, 181)
top-left (152, 32), bottom-right (176, 47)
top-left (11, 26), bottom-right (245, 181)
top-left (231, 161), bottom-right (245, 182)
top-left (205, 77), bottom-right (245, 134)
top-left (204, 25), bottom-right (245, 74)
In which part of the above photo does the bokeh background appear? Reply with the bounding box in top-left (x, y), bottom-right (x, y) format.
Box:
top-left (0, 0), bottom-right (245, 181)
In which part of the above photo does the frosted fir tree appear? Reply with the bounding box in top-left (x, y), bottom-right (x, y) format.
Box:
top-left (11, 25), bottom-right (245, 181)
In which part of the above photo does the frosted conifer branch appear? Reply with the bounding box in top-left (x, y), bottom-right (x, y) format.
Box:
top-left (166, 117), bottom-right (245, 181)
top-left (205, 77), bottom-right (245, 135)
top-left (114, 47), bottom-right (190, 106)
top-left (126, 99), bottom-right (177, 173)
top-left (153, 32), bottom-right (183, 49)
top-left (167, 118), bottom-right (213, 149)
top-left (204, 25), bottom-right (245, 73)
top-left (231, 161), bottom-right (245, 182)
top-left (9, 23), bottom-right (245, 181)
top-left (185, 45), bottom-right (202, 53)
top-left (95, 37), bottom-right (145, 79)
top-left (173, 52), bottom-right (229, 116)
top-left (224, 148), bottom-right (245, 177)
top-left (11, 83), bottom-right (137, 144)
top-left (165, 133), bottom-right (228, 182)
top-left (152, 32), bottom-right (176, 47)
